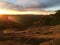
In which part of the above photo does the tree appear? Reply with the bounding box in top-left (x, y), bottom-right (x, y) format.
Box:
top-left (52, 10), bottom-right (60, 25)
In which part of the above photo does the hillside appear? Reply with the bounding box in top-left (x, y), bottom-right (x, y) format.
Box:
top-left (0, 10), bottom-right (60, 45)
top-left (0, 16), bottom-right (26, 30)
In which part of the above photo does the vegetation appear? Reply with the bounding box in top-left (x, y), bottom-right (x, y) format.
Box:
top-left (45, 10), bottom-right (60, 25)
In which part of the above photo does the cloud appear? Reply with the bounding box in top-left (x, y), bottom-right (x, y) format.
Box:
top-left (0, 1), bottom-right (21, 10)
top-left (0, 0), bottom-right (60, 11)
top-left (16, 0), bottom-right (40, 8)
top-left (39, 0), bottom-right (60, 8)
top-left (16, 0), bottom-right (60, 8)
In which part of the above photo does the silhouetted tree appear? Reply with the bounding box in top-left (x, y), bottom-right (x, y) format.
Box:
top-left (53, 10), bottom-right (60, 25)
top-left (45, 10), bottom-right (60, 25)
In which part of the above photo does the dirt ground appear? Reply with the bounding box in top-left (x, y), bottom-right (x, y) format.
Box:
top-left (0, 25), bottom-right (60, 45)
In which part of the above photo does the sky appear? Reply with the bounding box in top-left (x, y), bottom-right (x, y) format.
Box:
top-left (0, 0), bottom-right (60, 11)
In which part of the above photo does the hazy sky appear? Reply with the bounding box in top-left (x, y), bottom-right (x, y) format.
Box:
top-left (0, 0), bottom-right (60, 11)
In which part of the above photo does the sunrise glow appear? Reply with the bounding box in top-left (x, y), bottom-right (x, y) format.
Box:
top-left (0, 9), bottom-right (55, 15)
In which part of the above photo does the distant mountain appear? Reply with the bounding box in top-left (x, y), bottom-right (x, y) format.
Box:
top-left (0, 10), bottom-right (60, 30)
top-left (0, 15), bottom-right (47, 30)
top-left (0, 15), bottom-right (27, 30)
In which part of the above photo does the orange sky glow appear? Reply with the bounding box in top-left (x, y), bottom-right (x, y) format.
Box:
top-left (0, 8), bottom-right (56, 15)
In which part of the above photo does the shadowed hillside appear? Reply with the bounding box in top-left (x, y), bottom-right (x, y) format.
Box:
top-left (0, 10), bottom-right (60, 45)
